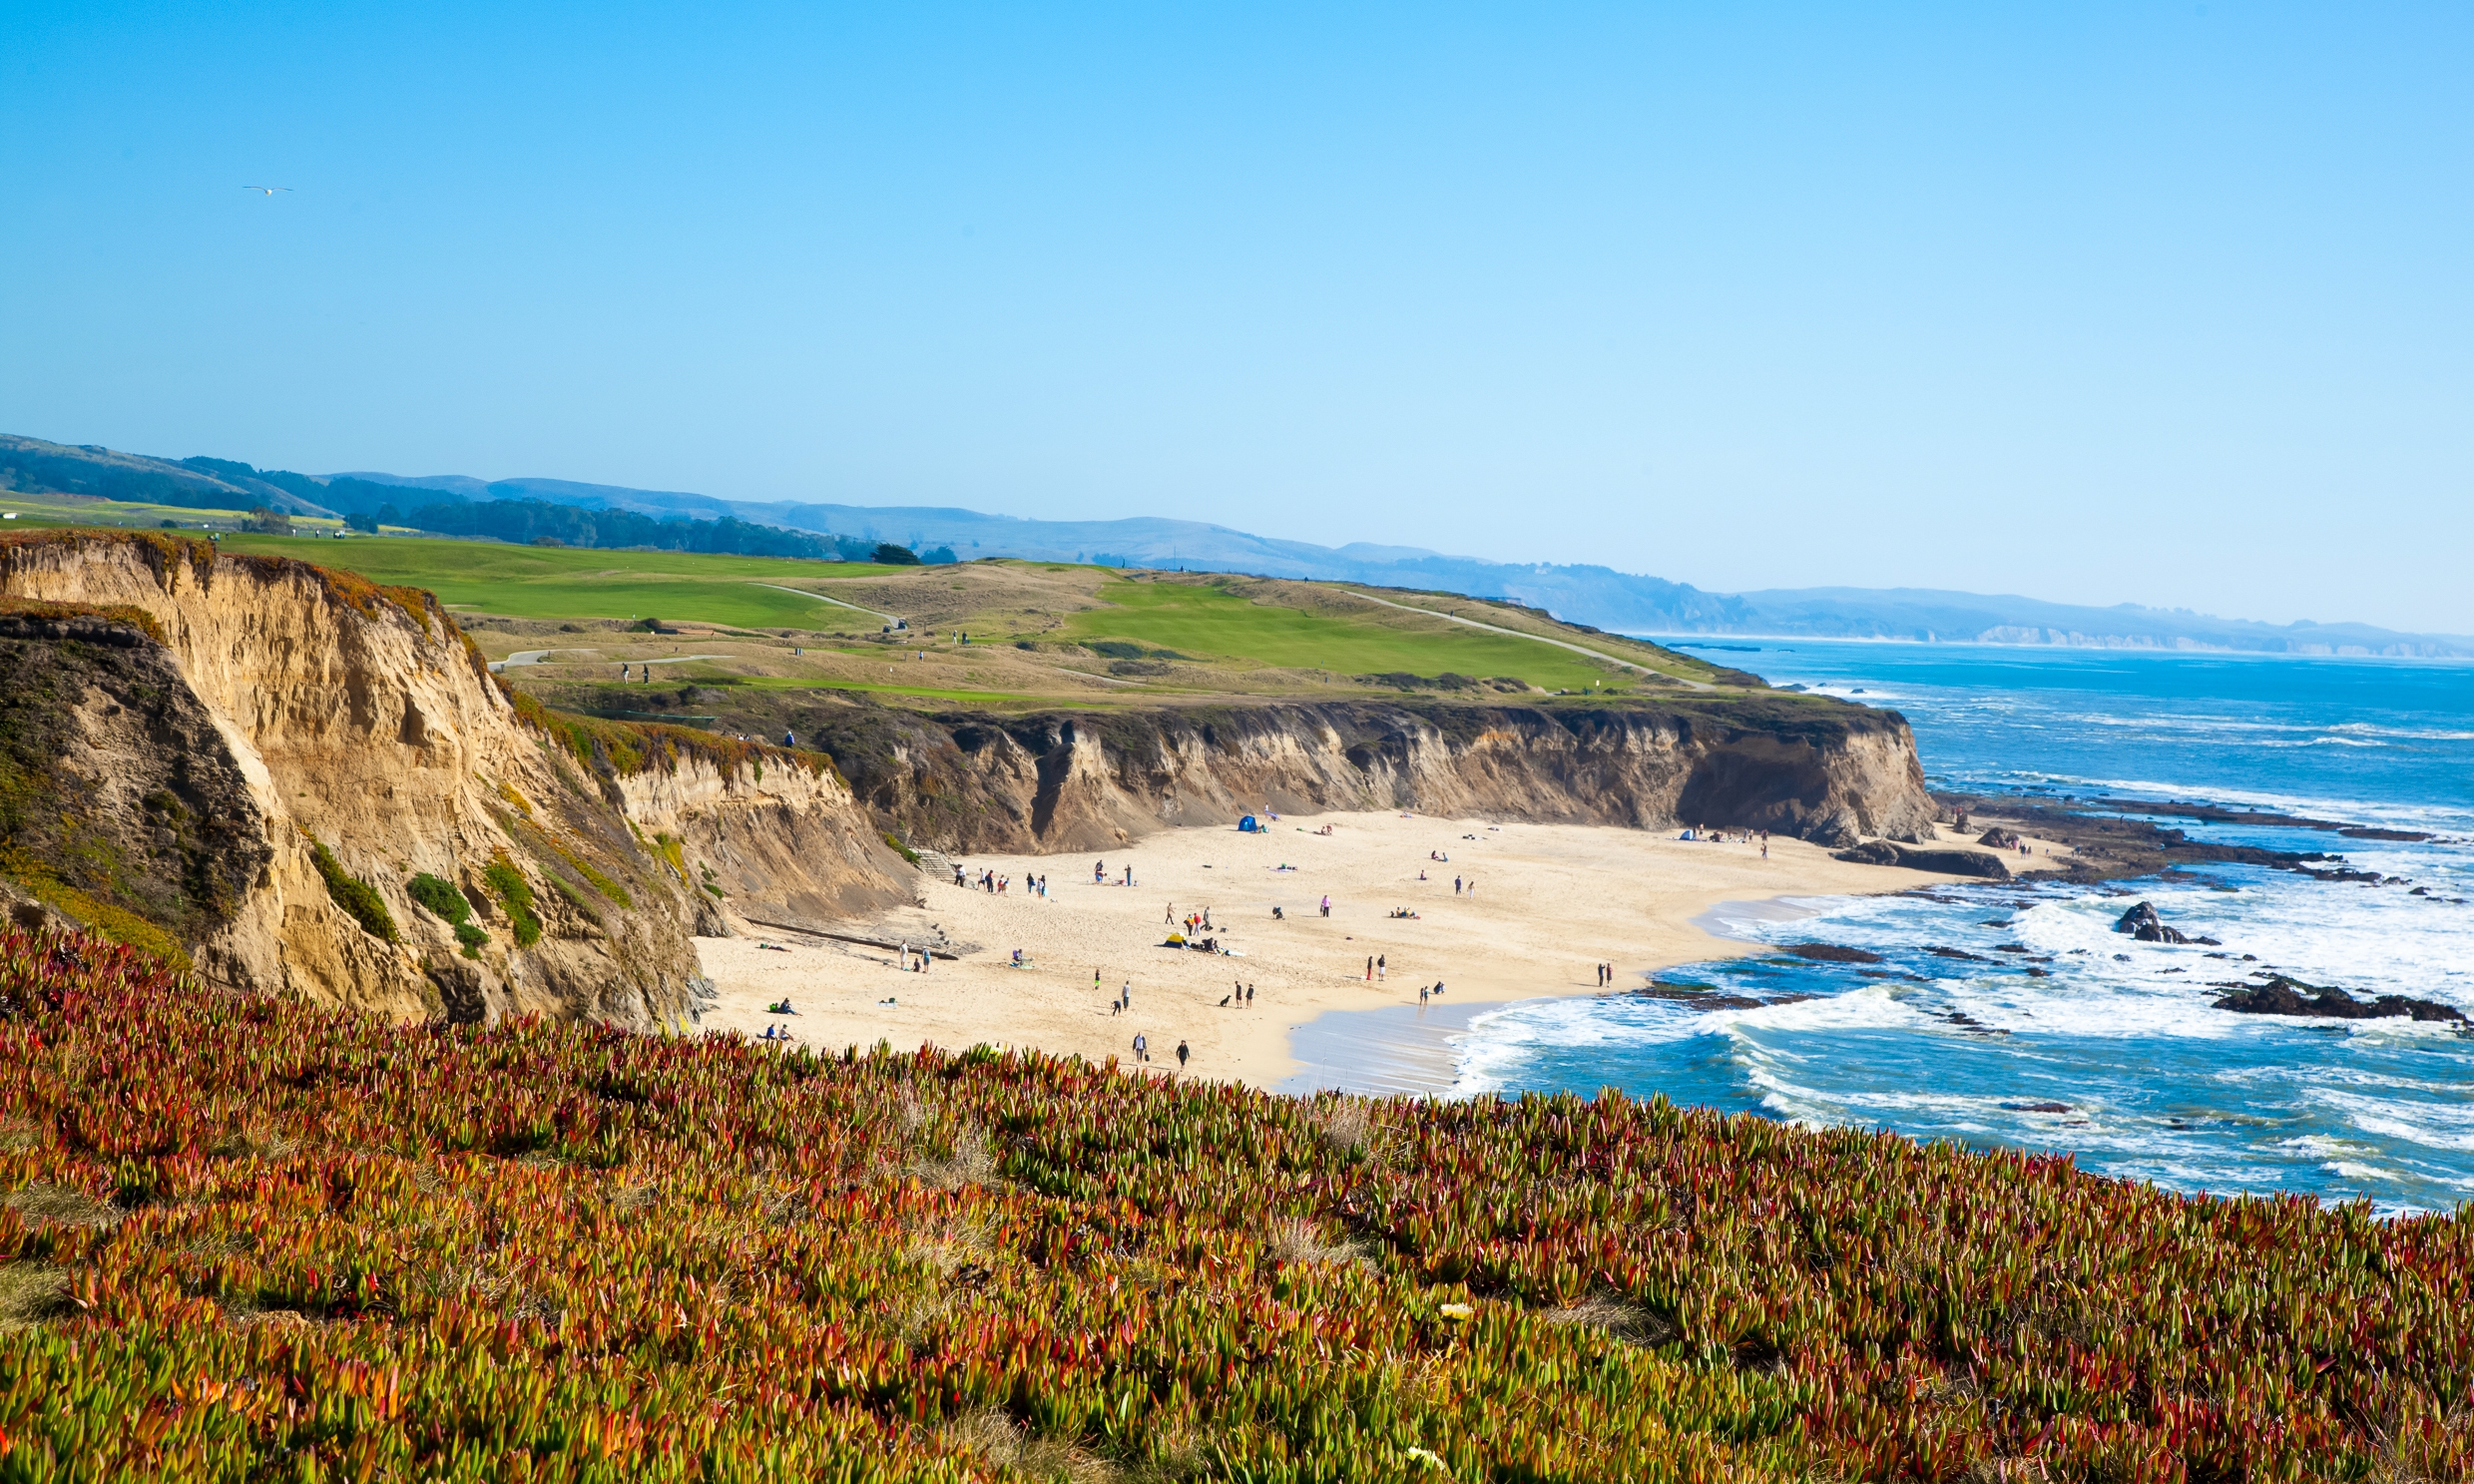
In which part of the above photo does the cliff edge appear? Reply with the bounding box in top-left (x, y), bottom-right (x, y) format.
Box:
top-left (0, 532), bottom-right (906, 1025)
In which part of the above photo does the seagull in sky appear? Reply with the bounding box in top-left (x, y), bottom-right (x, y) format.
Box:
top-left (244, 186), bottom-right (291, 196)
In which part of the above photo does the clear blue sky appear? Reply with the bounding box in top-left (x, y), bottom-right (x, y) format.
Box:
top-left (5, 2), bottom-right (2468, 631)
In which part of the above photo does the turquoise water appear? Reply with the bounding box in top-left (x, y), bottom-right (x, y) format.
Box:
top-left (1455, 642), bottom-right (2474, 1213)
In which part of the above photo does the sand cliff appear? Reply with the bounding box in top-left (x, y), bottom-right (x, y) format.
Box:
top-left (0, 533), bottom-right (912, 1026)
top-left (763, 698), bottom-right (1945, 854)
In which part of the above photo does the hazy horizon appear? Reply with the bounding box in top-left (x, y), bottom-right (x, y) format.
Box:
top-left (5, 2), bottom-right (2466, 631)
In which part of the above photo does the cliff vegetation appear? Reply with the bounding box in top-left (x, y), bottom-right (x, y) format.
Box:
top-left (1, 924), bottom-right (2466, 1481)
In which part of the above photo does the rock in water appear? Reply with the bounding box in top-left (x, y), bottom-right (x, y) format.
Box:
top-left (2214, 976), bottom-right (2467, 1024)
top-left (1780, 942), bottom-right (1885, 963)
top-left (2114, 901), bottom-right (2191, 943)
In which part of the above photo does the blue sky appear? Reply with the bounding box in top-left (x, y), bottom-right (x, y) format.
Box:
top-left (4, 2), bottom-right (2468, 631)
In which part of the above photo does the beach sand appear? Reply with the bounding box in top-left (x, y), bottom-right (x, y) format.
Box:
top-left (697, 810), bottom-right (1976, 1090)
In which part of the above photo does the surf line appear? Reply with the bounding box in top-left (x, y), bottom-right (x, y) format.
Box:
top-left (746, 582), bottom-right (901, 625)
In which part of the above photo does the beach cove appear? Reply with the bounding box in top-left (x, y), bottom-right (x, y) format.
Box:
top-left (694, 809), bottom-right (1986, 1087)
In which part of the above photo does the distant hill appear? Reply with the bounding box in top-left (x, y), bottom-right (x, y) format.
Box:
top-left (10, 435), bottom-right (2469, 657)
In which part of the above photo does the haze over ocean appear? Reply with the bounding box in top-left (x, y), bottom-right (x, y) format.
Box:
top-left (1455, 643), bottom-right (2474, 1214)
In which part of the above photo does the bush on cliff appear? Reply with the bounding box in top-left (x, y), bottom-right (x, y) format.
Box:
top-left (1, 922), bottom-right (2469, 1481)
top-left (308, 839), bottom-right (396, 942)
top-left (481, 856), bottom-right (541, 947)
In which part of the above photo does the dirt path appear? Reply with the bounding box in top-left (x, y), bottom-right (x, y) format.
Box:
top-left (1332, 588), bottom-right (1713, 690)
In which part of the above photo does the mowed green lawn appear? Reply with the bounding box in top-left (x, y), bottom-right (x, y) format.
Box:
top-left (1056, 580), bottom-right (1624, 690)
top-left (216, 533), bottom-right (902, 630)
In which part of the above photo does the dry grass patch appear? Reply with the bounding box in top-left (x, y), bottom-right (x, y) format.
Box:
top-left (4, 1181), bottom-right (118, 1228)
top-left (1544, 1293), bottom-right (1681, 1348)
top-left (0, 1263), bottom-right (74, 1328)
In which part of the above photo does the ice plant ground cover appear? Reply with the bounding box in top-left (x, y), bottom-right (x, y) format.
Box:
top-left (0, 925), bottom-right (2468, 1482)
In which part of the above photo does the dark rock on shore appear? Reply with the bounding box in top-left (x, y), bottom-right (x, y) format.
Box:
top-left (1977, 828), bottom-right (2022, 848)
top-left (2214, 976), bottom-right (2467, 1024)
top-left (1930, 793), bottom-right (2338, 883)
top-left (1779, 942), bottom-right (1884, 964)
top-left (1833, 839), bottom-right (2012, 879)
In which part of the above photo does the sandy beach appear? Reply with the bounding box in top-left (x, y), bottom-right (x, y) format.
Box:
top-left (696, 810), bottom-right (1988, 1090)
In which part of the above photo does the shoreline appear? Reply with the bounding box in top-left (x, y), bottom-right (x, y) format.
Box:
top-left (694, 810), bottom-right (1984, 1089)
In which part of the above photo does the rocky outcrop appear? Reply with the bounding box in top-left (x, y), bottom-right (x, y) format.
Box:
top-left (2117, 902), bottom-right (2182, 943)
top-left (531, 690), bottom-right (1947, 854)
top-left (597, 743), bottom-right (916, 935)
top-left (2214, 976), bottom-right (2466, 1025)
top-left (0, 533), bottom-right (741, 1026)
top-left (1832, 839), bottom-right (2012, 879)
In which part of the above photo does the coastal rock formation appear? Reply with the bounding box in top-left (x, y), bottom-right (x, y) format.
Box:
top-left (2213, 975), bottom-right (2466, 1025)
top-left (0, 532), bottom-right (888, 1026)
top-left (1977, 827), bottom-right (2022, 848)
top-left (2115, 901), bottom-right (2188, 943)
top-left (596, 742), bottom-right (916, 935)
top-left (526, 690), bottom-right (1947, 855)
top-left (1831, 840), bottom-right (2012, 879)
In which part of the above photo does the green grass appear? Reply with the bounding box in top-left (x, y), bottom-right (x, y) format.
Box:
top-left (214, 533), bottom-right (907, 629)
top-left (1058, 579), bottom-right (1628, 692)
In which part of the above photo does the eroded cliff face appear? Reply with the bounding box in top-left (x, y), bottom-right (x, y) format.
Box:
top-left (765, 697), bottom-right (1943, 854)
top-left (600, 749), bottom-right (917, 935)
top-left (0, 534), bottom-right (727, 1026)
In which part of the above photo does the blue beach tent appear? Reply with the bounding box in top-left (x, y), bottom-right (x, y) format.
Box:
top-left (1237, 815), bottom-right (1259, 833)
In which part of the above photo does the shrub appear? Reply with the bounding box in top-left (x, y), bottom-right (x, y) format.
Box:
top-left (310, 840), bottom-right (397, 941)
top-left (548, 873), bottom-right (602, 925)
top-left (482, 857), bottom-right (542, 947)
top-left (452, 921), bottom-right (488, 958)
top-left (406, 872), bottom-right (472, 923)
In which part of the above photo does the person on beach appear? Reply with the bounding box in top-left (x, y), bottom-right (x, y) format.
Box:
top-left (1166, 902), bottom-right (1175, 925)
top-left (1176, 1040), bottom-right (1190, 1070)
top-left (1454, 876), bottom-right (1462, 895)
top-left (1376, 954), bottom-right (1386, 981)
top-left (1245, 983), bottom-right (1254, 1005)
top-left (1095, 859), bottom-right (1105, 884)
top-left (1133, 1033), bottom-right (1149, 1063)
top-left (1365, 955), bottom-right (1373, 981)
top-left (1122, 982), bottom-right (1133, 1011)
top-left (1419, 985), bottom-right (1430, 1006)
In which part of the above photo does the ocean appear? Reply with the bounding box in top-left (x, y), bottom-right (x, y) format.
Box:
top-left (1453, 641), bottom-right (2474, 1214)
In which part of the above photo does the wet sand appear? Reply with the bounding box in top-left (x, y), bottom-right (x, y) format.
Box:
top-left (695, 810), bottom-right (1969, 1089)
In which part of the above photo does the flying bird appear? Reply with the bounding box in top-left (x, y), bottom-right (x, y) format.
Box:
top-left (244, 186), bottom-right (291, 196)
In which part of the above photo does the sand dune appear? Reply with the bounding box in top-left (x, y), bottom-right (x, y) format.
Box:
top-left (696, 810), bottom-right (1967, 1089)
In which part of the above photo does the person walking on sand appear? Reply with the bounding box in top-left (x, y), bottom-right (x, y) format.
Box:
top-left (1133, 1033), bottom-right (1149, 1063)
top-left (1320, 894), bottom-right (1331, 917)
top-left (1176, 1040), bottom-right (1190, 1070)
top-left (1166, 902), bottom-right (1175, 925)
top-left (1454, 875), bottom-right (1462, 896)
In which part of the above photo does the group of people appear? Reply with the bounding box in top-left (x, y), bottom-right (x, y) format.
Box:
top-left (1093, 858), bottom-right (1135, 886)
top-left (1679, 826), bottom-right (1772, 858)
top-left (955, 865), bottom-right (1047, 897)
top-left (1128, 1033), bottom-right (1191, 1069)
top-left (1416, 981), bottom-right (1449, 1006)
top-left (1167, 903), bottom-right (1216, 933)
